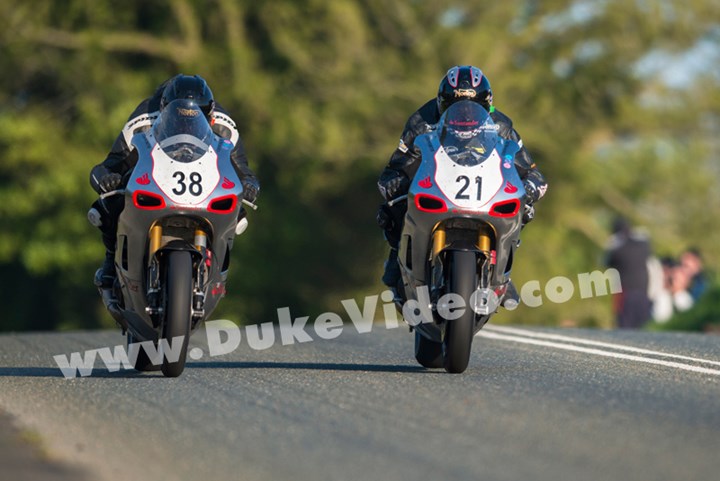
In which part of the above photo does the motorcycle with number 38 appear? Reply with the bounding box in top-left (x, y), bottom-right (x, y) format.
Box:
top-left (90, 99), bottom-right (251, 377)
top-left (391, 100), bottom-right (526, 373)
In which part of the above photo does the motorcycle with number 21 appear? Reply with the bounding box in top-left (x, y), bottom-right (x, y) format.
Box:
top-left (90, 99), bottom-right (252, 377)
top-left (391, 100), bottom-right (527, 373)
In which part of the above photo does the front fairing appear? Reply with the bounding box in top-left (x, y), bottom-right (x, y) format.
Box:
top-left (412, 129), bottom-right (525, 215)
top-left (400, 126), bottom-right (525, 290)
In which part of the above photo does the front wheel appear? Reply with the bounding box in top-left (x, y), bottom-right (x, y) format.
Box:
top-left (414, 331), bottom-right (444, 368)
top-left (443, 250), bottom-right (477, 373)
top-left (127, 333), bottom-right (160, 372)
top-left (160, 250), bottom-right (193, 378)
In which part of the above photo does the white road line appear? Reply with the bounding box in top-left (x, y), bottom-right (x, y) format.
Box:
top-left (477, 330), bottom-right (720, 376)
top-left (482, 324), bottom-right (720, 367)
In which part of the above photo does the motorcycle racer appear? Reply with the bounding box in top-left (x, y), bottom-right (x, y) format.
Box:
top-left (90, 74), bottom-right (260, 288)
top-left (377, 65), bottom-right (548, 300)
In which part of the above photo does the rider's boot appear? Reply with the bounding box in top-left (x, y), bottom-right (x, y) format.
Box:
top-left (94, 225), bottom-right (117, 289)
top-left (382, 248), bottom-right (402, 292)
top-left (94, 249), bottom-right (116, 289)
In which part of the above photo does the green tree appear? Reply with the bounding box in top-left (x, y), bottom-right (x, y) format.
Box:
top-left (0, 0), bottom-right (718, 331)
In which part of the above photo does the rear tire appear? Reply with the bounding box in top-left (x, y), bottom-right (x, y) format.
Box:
top-left (443, 250), bottom-right (476, 373)
top-left (414, 331), bottom-right (444, 368)
top-left (160, 251), bottom-right (193, 378)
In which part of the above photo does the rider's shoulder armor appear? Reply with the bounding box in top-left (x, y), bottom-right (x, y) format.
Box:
top-left (489, 108), bottom-right (517, 142)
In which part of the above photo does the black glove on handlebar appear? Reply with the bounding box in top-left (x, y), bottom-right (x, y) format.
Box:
top-left (522, 204), bottom-right (535, 224)
top-left (378, 173), bottom-right (410, 201)
top-left (99, 173), bottom-right (122, 193)
top-left (523, 180), bottom-right (539, 205)
top-left (241, 179), bottom-right (259, 203)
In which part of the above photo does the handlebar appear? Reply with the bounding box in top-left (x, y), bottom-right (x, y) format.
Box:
top-left (99, 189), bottom-right (126, 200)
top-left (242, 199), bottom-right (258, 211)
top-left (387, 195), bottom-right (408, 207)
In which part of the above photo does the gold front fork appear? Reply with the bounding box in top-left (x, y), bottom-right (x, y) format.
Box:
top-left (194, 228), bottom-right (207, 250)
top-left (478, 230), bottom-right (492, 253)
top-left (432, 225), bottom-right (446, 260)
top-left (149, 224), bottom-right (162, 258)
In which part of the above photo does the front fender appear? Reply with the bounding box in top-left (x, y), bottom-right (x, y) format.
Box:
top-left (155, 239), bottom-right (203, 264)
top-left (441, 240), bottom-right (481, 253)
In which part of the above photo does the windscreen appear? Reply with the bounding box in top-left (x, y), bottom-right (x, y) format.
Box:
top-left (152, 98), bottom-right (214, 163)
top-left (438, 100), bottom-right (500, 166)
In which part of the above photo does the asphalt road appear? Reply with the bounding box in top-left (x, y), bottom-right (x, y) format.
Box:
top-left (0, 323), bottom-right (718, 481)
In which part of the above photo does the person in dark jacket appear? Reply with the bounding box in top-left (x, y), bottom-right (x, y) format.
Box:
top-left (604, 217), bottom-right (653, 328)
top-left (376, 65), bottom-right (548, 303)
top-left (90, 74), bottom-right (260, 288)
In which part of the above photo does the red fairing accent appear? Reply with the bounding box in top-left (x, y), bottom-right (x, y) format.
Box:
top-left (503, 181), bottom-right (518, 194)
top-left (418, 176), bottom-right (433, 189)
top-left (221, 177), bottom-right (235, 189)
top-left (132, 191), bottom-right (166, 210)
top-left (136, 173), bottom-right (151, 185)
top-left (489, 199), bottom-right (520, 217)
top-left (208, 194), bottom-right (238, 214)
top-left (414, 193), bottom-right (447, 213)
top-left (211, 283), bottom-right (226, 297)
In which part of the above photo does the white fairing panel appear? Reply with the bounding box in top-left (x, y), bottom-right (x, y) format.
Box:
top-left (433, 147), bottom-right (504, 210)
top-left (151, 144), bottom-right (220, 205)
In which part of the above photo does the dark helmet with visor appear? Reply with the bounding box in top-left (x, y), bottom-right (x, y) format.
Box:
top-left (160, 74), bottom-right (215, 120)
top-left (437, 65), bottom-right (493, 114)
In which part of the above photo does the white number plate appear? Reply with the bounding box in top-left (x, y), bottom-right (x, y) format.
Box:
top-left (151, 144), bottom-right (220, 205)
top-left (434, 147), bottom-right (504, 210)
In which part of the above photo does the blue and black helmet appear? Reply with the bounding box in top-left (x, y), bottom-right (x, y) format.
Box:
top-left (437, 66), bottom-right (493, 114)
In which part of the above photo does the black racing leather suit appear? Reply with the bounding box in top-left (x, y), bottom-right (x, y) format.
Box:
top-left (377, 99), bottom-right (547, 248)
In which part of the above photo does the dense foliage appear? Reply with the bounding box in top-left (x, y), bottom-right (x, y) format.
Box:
top-left (1, 0), bottom-right (718, 331)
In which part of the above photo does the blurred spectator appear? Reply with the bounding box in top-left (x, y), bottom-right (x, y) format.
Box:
top-left (678, 248), bottom-right (707, 302)
top-left (604, 217), bottom-right (653, 328)
top-left (648, 256), bottom-right (673, 323)
top-left (649, 250), bottom-right (708, 323)
top-left (667, 248), bottom-right (707, 314)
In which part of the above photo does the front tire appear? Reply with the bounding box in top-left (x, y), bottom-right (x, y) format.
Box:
top-left (127, 332), bottom-right (161, 372)
top-left (415, 331), bottom-right (444, 368)
top-left (161, 251), bottom-right (193, 378)
top-left (443, 250), bottom-right (477, 373)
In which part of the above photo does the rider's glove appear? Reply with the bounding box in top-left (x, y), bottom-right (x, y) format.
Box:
top-left (376, 204), bottom-right (394, 230)
top-left (522, 204), bottom-right (535, 225)
top-left (99, 173), bottom-right (122, 193)
top-left (378, 173), bottom-right (410, 202)
top-left (241, 178), bottom-right (259, 204)
top-left (523, 180), bottom-right (539, 205)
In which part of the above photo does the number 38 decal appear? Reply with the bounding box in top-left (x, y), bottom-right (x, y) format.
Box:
top-left (172, 171), bottom-right (203, 196)
top-left (151, 143), bottom-right (220, 205)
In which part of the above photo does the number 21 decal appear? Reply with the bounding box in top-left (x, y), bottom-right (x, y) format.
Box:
top-left (455, 175), bottom-right (482, 201)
